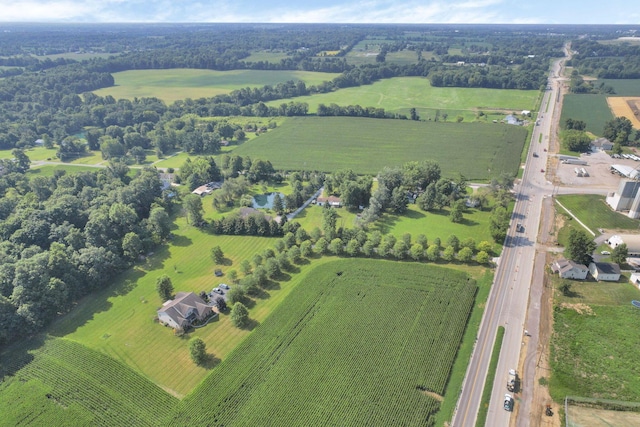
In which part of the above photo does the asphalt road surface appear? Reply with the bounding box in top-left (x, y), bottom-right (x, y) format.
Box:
top-left (451, 53), bottom-right (566, 427)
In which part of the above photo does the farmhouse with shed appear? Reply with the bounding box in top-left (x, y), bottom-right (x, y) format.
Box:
top-left (588, 262), bottom-right (621, 282)
top-left (157, 292), bottom-right (213, 329)
top-left (551, 258), bottom-right (589, 280)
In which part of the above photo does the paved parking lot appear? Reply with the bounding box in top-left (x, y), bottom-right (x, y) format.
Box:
top-left (552, 150), bottom-right (640, 191)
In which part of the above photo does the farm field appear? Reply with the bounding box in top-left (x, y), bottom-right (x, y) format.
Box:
top-left (607, 96), bottom-right (640, 129)
top-left (266, 76), bottom-right (538, 120)
top-left (560, 94), bottom-right (613, 136)
top-left (93, 69), bottom-right (340, 104)
top-left (555, 194), bottom-right (639, 232)
top-left (0, 338), bottom-right (178, 426)
top-left (169, 259), bottom-right (478, 426)
top-left (597, 79), bottom-right (640, 97)
top-left (232, 116), bottom-right (528, 179)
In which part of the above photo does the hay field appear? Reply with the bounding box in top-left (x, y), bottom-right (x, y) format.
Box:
top-left (566, 404), bottom-right (640, 427)
top-left (607, 97), bottom-right (640, 129)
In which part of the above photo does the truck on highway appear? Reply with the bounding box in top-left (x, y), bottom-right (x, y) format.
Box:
top-left (507, 369), bottom-right (517, 392)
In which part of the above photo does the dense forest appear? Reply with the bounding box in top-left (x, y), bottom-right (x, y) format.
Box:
top-left (0, 163), bottom-right (170, 345)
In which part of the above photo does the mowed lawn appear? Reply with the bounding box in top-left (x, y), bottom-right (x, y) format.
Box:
top-left (556, 194), bottom-right (639, 231)
top-left (50, 214), bottom-right (285, 396)
top-left (266, 77), bottom-right (538, 117)
top-left (94, 69), bottom-right (340, 103)
top-left (233, 116), bottom-right (527, 179)
top-left (560, 94), bottom-right (613, 136)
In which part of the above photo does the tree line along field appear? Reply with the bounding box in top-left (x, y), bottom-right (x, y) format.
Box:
top-left (93, 69), bottom-right (340, 104)
top-left (169, 259), bottom-right (478, 426)
top-left (560, 94), bottom-right (614, 136)
top-left (266, 76), bottom-right (539, 119)
top-left (233, 116), bottom-right (527, 179)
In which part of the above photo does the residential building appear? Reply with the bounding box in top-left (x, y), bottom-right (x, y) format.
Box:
top-left (157, 292), bottom-right (213, 329)
top-left (551, 258), bottom-right (589, 280)
top-left (588, 262), bottom-right (621, 282)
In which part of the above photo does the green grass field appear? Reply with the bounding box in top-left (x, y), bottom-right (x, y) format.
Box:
top-left (550, 304), bottom-right (640, 402)
top-left (556, 194), bottom-right (639, 232)
top-left (266, 77), bottom-right (538, 120)
top-left (560, 94), bottom-right (613, 136)
top-left (170, 259), bottom-right (477, 425)
top-left (50, 220), bottom-right (280, 396)
top-left (232, 116), bottom-right (528, 179)
top-left (94, 69), bottom-right (340, 104)
top-left (598, 79), bottom-right (640, 96)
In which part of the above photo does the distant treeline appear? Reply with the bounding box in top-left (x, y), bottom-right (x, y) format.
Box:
top-left (568, 39), bottom-right (640, 79)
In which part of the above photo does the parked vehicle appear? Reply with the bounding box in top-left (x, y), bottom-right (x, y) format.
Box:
top-left (220, 283), bottom-right (230, 289)
top-left (507, 369), bottom-right (517, 392)
top-left (504, 394), bottom-right (514, 411)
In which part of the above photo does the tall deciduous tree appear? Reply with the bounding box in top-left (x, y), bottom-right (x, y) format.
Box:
top-left (156, 275), bottom-right (174, 301)
top-left (565, 229), bottom-right (596, 266)
top-left (189, 337), bottom-right (207, 365)
top-left (230, 302), bottom-right (249, 328)
top-left (611, 243), bottom-right (628, 264)
top-left (184, 194), bottom-right (204, 226)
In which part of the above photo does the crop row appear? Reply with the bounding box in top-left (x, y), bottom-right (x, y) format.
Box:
top-left (170, 259), bottom-right (476, 426)
top-left (11, 339), bottom-right (177, 426)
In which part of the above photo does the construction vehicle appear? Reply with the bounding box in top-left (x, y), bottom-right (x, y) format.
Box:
top-left (507, 369), bottom-right (517, 392)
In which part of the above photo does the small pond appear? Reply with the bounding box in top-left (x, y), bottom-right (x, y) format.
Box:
top-left (251, 192), bottom-right (285, 209)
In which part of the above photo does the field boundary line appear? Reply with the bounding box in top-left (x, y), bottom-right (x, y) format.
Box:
top-left (554, 199), bottom-right (596, 236)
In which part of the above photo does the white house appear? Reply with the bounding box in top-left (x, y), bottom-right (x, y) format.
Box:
top-left (316, 196), bottom-right (342, 207)
top-left (157, 292), bottom-right (213, 329)
top-left (588, 262), bottom-right (621, 282)
top-left (551, 258), bottom-right (589, 280)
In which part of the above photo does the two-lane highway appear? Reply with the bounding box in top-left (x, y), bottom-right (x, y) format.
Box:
top-left (452, 54), bottom-right (565, 427)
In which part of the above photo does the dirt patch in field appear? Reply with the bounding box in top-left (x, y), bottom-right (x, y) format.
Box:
top-left (566, 405), bottom-right (640, 426)
top-left (558, 302), bottom-right (595, 315)
top-left (418, 389), bottom-right (444, 402)
top-left (607, 97), bottom-right (640, 129)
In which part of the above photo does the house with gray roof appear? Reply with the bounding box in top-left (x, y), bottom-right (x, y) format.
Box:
top-left (588, 262), bottom-right (621, 282)
top-left (551, 258), bottom-right (589, 280)
top-left (157, 292), bottom-right (213, 329)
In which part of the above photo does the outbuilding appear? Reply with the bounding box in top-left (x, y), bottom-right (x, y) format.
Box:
top-left (607, 234), bottom-right (640, 257)
top-left (589, 262), bottom-right (621, 282)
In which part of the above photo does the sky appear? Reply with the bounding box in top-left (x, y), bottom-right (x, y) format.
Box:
top-left (0, 0), bottom-right (638, 25)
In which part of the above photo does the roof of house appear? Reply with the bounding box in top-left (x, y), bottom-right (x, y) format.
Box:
top-left (592, 137), bottom-right (613, 147)
top-left (317, 196), bottom-right (341, 204)
top-left (552, 258), bottom-right (588, 274)
top-left (591, 262), bottom-right (621, 275)
top-left (158, 292), bottom-right (210, 327)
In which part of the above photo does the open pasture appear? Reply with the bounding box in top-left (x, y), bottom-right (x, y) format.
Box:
top-left (93, 69), bottom-right (340, 103)
top-left (267, 76), bottom-right (538, 119)
top-left (232, 116), bottom-right (527, 179)
top-left (171, 259), bottom-right (477, 426)
top-left (560, 94), bottom-right (613, 136)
